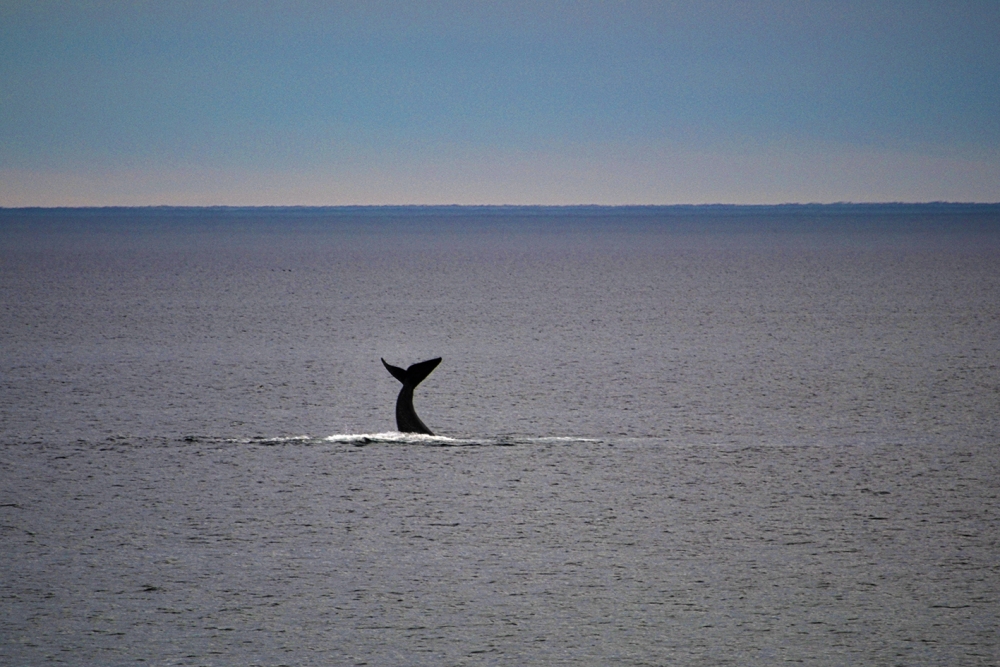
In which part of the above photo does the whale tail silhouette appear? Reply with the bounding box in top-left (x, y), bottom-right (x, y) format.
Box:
top-left (382, 357), bottom-right (441, 435)
top-left (381, 357), bottom-right (440, 388)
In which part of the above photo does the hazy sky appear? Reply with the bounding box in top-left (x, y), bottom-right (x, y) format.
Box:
top-left (2, 1), bottom-right (999, 205)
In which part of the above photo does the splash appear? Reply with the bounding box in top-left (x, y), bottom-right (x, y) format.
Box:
top-left (324, 432), bottom-right (462, 446)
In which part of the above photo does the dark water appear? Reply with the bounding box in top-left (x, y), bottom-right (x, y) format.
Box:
top-left (2, 205), bottom-right (998, 665)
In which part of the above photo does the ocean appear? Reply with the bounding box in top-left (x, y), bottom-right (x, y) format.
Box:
top-left (2, 205), bottom-right (998, 665)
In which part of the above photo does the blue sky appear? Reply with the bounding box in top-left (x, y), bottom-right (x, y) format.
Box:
top-left (2, 1), bottom-right (998, 205)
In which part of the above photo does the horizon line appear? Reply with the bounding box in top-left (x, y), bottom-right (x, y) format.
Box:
top-left (4, 201), bottom-right (1000, 211)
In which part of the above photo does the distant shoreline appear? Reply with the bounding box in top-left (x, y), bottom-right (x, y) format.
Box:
top-left (3, 202), bottom-right (1000, 216)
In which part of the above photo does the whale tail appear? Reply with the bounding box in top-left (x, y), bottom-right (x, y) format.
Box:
top-left (382, 357), bottom-right (441, 388)
top-left (381, 357), bottom-right (442, 435)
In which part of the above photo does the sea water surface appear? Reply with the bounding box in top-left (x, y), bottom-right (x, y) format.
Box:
top-left (1, 205), bottom-right (998, 665)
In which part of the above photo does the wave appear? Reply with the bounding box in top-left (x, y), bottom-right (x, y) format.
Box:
top-left (324, 432), bottom-right (465, 446)
top-left (322, 433), bottom-right (606, 447)
top-left (217, 432), bottom-right (602, 447)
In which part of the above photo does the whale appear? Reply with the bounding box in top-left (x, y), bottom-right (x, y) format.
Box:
top-left (381, 357), bottom-right (441, 435)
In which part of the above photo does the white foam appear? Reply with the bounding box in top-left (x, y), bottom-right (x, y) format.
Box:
top-left (323, 432), bottom-right (460, 445)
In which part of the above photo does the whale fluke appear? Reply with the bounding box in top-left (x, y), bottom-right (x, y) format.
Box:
top-left (381, 357), bottom-right (441, 435)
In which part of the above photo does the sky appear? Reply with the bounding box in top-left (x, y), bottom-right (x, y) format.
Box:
top-left (2, 1), bottom-right (999, 206)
